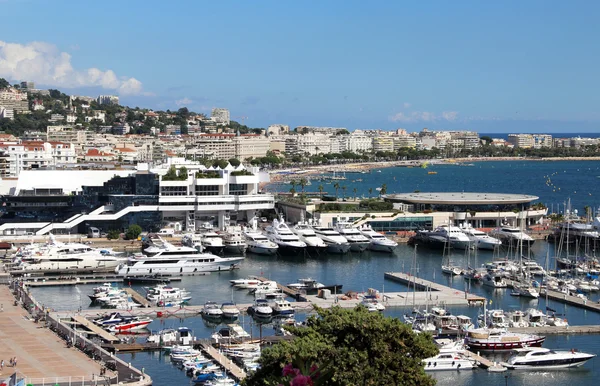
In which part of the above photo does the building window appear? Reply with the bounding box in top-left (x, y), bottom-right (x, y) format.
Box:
top-left (195, 185), bottom-right (219, 196)
top-left (229, 184), bottom-right (247, 196)
top-left (160, 186), bottom-right (187, 196)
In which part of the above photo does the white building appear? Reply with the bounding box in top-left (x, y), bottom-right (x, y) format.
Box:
top-left (97, 95), bottom-right (119, 105)
top-left (348, 134), bottom-right (373, 152)
top-left (0, 105), bottom-right (14, 120)
top-left (211, 108), bottom-right (230, 125)
top-left (85, 110), bottom-right (106, 123)
top-left (267, 124), bottom-right (290, 136)
top-left (0, 88), bottom-right (29, 112)
top-left (0, 141), bottom-right (77, 177)
top-left (372, 136), bottom-right (394, 152)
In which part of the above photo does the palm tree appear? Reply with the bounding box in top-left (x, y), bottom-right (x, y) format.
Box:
top-left (353, 187), bottom-right (358, 201)
top-left (290, 186), bottom-right (296, 195)
top-left (380, 183), bottom-right (387, 197)
top-left (290, 179), bottom-right (297, 193)
top-left (342, 186), bottom-right (347, 199)
top-left (299, 177), bottom-right (307, 193)
top-left (333, 182), bottom-right (340, 200)
top-left (368, 188), bottom-right (373, 197)
top-left (318, 184), bottom-right (324, 199)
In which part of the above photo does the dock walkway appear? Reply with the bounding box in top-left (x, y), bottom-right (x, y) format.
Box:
top-left (463, 350), bottom-right (496, 369)
top-left (198, 341), bottom-right (247, 381)
top-left (253, 276), bottom-right (305, 300)
top-left (123, 287), bottom-right (152, 308)
top-left (71, 315), bottom-right (121, 343)
top-left (384, 272), bottom-right (487, 306)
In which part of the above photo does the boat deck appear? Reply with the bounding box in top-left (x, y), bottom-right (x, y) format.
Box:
top-left (253, 276), bottom-right (305, 300)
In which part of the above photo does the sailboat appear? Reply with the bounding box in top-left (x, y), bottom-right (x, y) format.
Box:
top-left (441, 221), bottom-right (463, 275)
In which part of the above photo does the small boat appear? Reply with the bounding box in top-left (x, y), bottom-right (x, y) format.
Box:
top-left (423, 340), bottom-right (477, 371)
top-left (464, 328), bottom-right (545, 351)
top-left (229, 277), bottom-right (261, 289)
top-left (93, 312), bottom-right (135, 327)
top-left (504, 347), bottom-right (596, 369)
top-left (272, 298), bottom-right (295, 316)
top-left (201, 301), bottom-right (223, 318)
top-left (211, 324), bottom-right (251, 344)
top-left (441, 264), bottom-right (462, 276)
top-left (243, 229), bottom-right (278, 255)
top-left (220, 302), bottom-right (240, 319)
top-left (249, 298), bottom-right (273, 317)
top-left (107, 316), bottom-right (152, 332)
top-left (361, 295), bottom-right (385, 312)
top-left (287, 278), bottom-right (343, 295)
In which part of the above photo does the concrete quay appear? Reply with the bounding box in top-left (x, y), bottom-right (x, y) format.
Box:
top-left (0, 285), bottom-right (107, 384)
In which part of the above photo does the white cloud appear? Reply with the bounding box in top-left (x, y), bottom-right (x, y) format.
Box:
top-left (0, 40), bottom-right (147, 95)
top-left (175, 97), bottom-right (193, 106)
top-left (389, 110), bottom-right (459, 123)
top-left (403, 102), bottom-right (412, 109)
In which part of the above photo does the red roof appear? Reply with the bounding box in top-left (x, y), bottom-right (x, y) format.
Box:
top-left (85, 149), bottom-right (114, 157)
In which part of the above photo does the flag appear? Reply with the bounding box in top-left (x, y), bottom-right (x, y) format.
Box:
top-left (546, 306), bottom-right (557, 313)
top-left (0, 373), bottom-right (16, 386)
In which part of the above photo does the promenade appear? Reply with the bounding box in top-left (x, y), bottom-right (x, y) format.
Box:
top-left (0, 285), bottom-right (104, 382)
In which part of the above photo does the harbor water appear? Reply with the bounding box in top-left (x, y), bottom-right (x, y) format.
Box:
top-left (29, 160), bottom-right (600, 385)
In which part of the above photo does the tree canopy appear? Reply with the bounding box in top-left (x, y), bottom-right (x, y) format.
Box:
top-left (243, 306), bottom-right (438, 386)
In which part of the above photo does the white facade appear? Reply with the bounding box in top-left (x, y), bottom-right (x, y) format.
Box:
top-left (211, 108), bottom-right (230, 125)
top-left (0, 88), bottom-right (29, 112)
top-left (348, 134), bottom-right (373, 152)
top-left (0, 105), bottom-right (14, 120)
top-left (267, 124), bottom-right (290, 136)
top-left (4, 142), bottom-right (77, 177)
top-left (97, 95), bottom-right (119, 105)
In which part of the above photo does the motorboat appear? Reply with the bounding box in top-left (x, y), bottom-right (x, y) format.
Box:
top-left (460, 224), bottom-right (502, 250)
top-left (290, 222), bottom-right (327, 252)
top-left (250, 281), bottom-right (280, 295)
top-left (211, 324), bottom-right (251, 344)
top-left (271, 298), bottom-right (295, 316)
top-left (264, 218), bottom-right (307, 254)
top-left (199, 231), bottom-right (225, 255)
top-left (484, 259), bottom-right (519, 275)
top-left (525, 308), bottom-right (547, 327)
top-left (93, 312), bottom-right (135, 327)
top-left (229, 277), bottom-right (261, 289)
top-left (201, 301), bottom-right (223, 318)
top-left (361, 295), bottom-right (385, 312)
top-left (107, 316), bottom-right (152, 332)
top-left (220, 302), bottom-right (240, 318)
top-left (519, 261), bottom-right (546, 277)
top-left (482, 273), bottom-right (507, 288)
top-left (512, 282), bottom-right (539, 299)
top-left (249, 298), bottom-right (273, 317)
top-left (334, 222), bottom-right (370, 252)
top-left (456, 315), bottom-right (474, 331)
top-left (243, 229), bottom-right (278, 255)
top-left (464, 328), bottom-right (545, 351)
top-left (490, 226), bottom-right (535, 248)
top-left (504, 347), bottom-right (596, 369)
top-left (146, 284), bottom-right (192, 303)
top-left (116, 237), bottom-right (244, 276)
top-left (287, 278), bottom-right (343, 295)
top-left (423, 340), bottom-right (477, 371)
top-left (147, 327), bottom-right (194, 346)
top-left (431, 308), bottom-right (459, 331)
top-left (310, 225), bottom-right (351, 254)
top-left (441, 264), bottom-right (462, 276)
top-left (426, 224), bottom-right (473, 250)
top-left (479, 309), bottom-right (509, 329)
top-left (357, 224), bottom-right (398, 253)
top-left (220, 229), bottom-right (247, 255)
top-left (506, 310), bottom-right (529, 328)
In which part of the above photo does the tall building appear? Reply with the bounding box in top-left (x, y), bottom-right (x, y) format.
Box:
top-left (0, 88), bottom-right (29, 112)
top-left (20, 81), bottom-right (35, 90)
top-left (97, 95), bottom-right (120, 105)
top-left (267, 124), bottom-right (290, 136)
top-left (211, 108), bottom-right (230, 125)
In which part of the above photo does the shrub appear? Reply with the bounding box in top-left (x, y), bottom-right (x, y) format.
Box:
top-left (231, 170), bottom-right (254, 176)
top-left (107, 229), bottom-right (121, 240)
top-left (125, 224), bottom-right (142, 240)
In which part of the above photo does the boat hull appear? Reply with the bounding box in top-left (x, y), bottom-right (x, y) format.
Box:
top-left (348, 242), bottom-right (369, 252)
top-left (203, 246), bottom-right (224, 255)
top-left (368, 242), bottom-right (396, 253)
top-left (247, 245), bottom-right (278, 255)
top-left (326, 243), bottom-right (351, 254)
top-left (466, 337), bottom-right (545, 351)
top-left (505, 355), bottom-right (594, 369)
top-left (117, 257), bottom-right (244, 277)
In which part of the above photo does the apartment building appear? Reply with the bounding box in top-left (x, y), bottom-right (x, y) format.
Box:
top-left (372, 136), bottom-right (394, 152)
top-left (0, 88), bottom-right (29, 113)
top-left (348, 134), bottom-right (373, 152)
top-left (97, 95), bottom-right (119, 105)
top-left (0, 141), bottom-right (77, 176)
top-left (210, 108), bottom-right (230, 125)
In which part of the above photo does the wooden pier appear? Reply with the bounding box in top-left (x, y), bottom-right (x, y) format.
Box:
top-left (123, 287), bottom-right (152, 308)
top-left (198, 341), bottom-right (247, 381)
top-left (70, 315), bottom-right (121, 343)
top-left (509, 325), bottom-right (600, 335)
top-left (384, 272), bottom-right (487, 306)
top-left (463, 350), bottom-right (496, 369)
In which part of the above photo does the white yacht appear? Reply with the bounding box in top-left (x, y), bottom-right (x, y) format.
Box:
top-left (490, 226), bottom-right (535, 248)
top-left (506, 310), bottom-right (529, 328)
top-left (519, 261), bottom-right (546, 277)
top-left (310, 225), bottom-right (351, 254)
top-left (482, 273), bottom-right (508, 288)
top-left (504, 347), bottom-right (596, 369)
top-left (220, 303), bottom-right (240, 319)
top-left (18, 241), bottom-right (125, 271)
top-left (243, 229), bottom-right (278, 255)
top-left (229, 277), bottom-right (261, 289)
top-left (512, 282), bottom-right (539, 299)
top-left (221, 229), bottom-right (247, 255)
top-left (417, 224), bottom-right (472, 250)
top-left (264, 218), bottom-right (307, 254)
top-left (115, 237), bottom-right (244, 276)
top-left (201, 301), bottom-right (224, 318)
top-left (271, 297), bottom-right (295, 316)
top-left (291, 222), bottom-right (327, 252)
top-left (145, 284), bottom-right (192, 303)
top-left (423, 340), bottom-right (477, 371)
top-left (361, 295), bottom-right (385, 312)
top-left (334, 222), bottom-right (370, 252)
top-left (460, 224), bottom-right (502, 250)
top-left (250, 298), bottom-right (273, 317)
top-left (199, 231), bottom-right (225, 255)
top-left (357, 224), bottom-right (398, 253)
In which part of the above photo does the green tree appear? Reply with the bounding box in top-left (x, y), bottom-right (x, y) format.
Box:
top-left (368, 187), bottom-right (373, 198)
top-left (299, 177), bottom-right (308, 193)
top-left (333, 182), bottom-right (340, 200)
top-left (341, 185), bottom-right (347, 199)
top-left (228, 158), bottom-right (241, 167)
top-left (107, 229), bottom-right (121, 240)
top-left (0, 78), bottom-right (9, 89)
top-left (380, 183), bottom-right (387, 197)
top-left (125, 224), bottom-right (143, 240)
top-left (244, 306), bottom-right (437, 386)
top-left (318, 184), bottom-right (324, 199)
top-left (353, 187), bottom-right (358, 201)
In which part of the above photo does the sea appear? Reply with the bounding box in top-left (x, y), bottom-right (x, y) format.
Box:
top-left (30, 160), bottom-right (600, 386)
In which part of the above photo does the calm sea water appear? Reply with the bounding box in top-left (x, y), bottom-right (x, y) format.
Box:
top-left (30, 160), bottom-right (600, 386)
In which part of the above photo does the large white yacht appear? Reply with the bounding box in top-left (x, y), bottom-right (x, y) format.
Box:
top-left (220, 228), bottom-right (247, 255)
top-left (243, 229), bottom-right (278, 255)
top-left (490, 226), bottom-right (535, 247)
top-left (334, 222), bottom-right (370, 252)
top-left (310, 225), bottom-right (351, 254)
top-left (417, 224), bottom-right (472, 250)
top-left (17, 239), bottom-right (125, 271)
top-left (291, 222), bottom-right (327, 252)
top-left (264, 218), bottom-right (307, 254)
top-left (504, 347), bottom-right (596, 369)
top-left (423, 340), bottom-right (477, 371)
top-left (357, 224), bottom-right (398, 253)
top-left (460, 224), bottom-right (502, 250)
top-left (115, 237), bottom-right (243, 276)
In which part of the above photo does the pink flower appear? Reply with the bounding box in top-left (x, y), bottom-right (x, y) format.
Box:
top-left (290, 374), bottom-right (313, 386)
top-left (282, 363), bottom-right (300, 377)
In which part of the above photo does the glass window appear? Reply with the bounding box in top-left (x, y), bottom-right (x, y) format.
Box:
top-left (229, 184), bottom-right (247, 196)
top-left (195, 185), bottom-right (219, 196)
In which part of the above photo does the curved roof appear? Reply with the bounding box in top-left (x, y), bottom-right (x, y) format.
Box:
top-left (383, 192), bottom-right (538, 205)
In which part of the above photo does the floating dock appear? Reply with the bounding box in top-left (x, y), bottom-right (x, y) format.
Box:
top-left (123, 287), bottom-right (152, 308)
top-left (384, 272), bottom-right (487, 306)
top-left (70, 315), bottom-right (121, 343)
top-left (253, 276), bottom-right (306, 300)
top-left (198, 340), bottom-right (247, 381)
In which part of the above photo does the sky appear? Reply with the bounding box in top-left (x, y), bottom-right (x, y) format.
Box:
top-left (0, 0), bottom-right (598, 133)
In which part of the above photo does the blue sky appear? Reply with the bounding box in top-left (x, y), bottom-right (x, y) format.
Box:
top-left (0, 0), bottom-right (598, 132)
